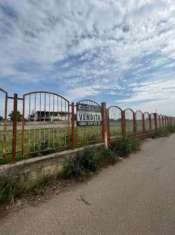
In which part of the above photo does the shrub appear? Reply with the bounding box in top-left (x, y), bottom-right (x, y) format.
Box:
top-left (110, 137), bottom-right (141, 157)
top-left (62, 149), bottom-right (98, 178)
top-left (62, 147), bottom-right (118, 179)
top-left (151, 126), bottom-right (175, 138)
top-left (152, 127), bottom-right (171, 138)
top-left (0, 179), bottom-right (17, 204)
top-left (100, 148), bottom-right (117, 165)
top-left (167, 125), bottom-right (175, 133)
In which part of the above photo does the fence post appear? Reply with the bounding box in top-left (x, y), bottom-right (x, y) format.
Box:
top-left (133, 112), bottom-right (136, 135)
top-left (165, 116), bottom-right (167, 127)
top-left (154, 113), bottom-right (158, 131)
top-left (71, 102), bottom-right (75, 149)
top-left (3, 93), bottom-right (8, 158)
top-left (159, 116), bottom-right (161, 129)
top-left (142, 113), bottom-right (145, 132)
top-left (12, 93), bottom-right (18, 162)
top-left (21, 97), bottom-right (25, 157)
top-left (101, 102), bottom-right (108, 149)
top-left (106, 109), bottom-right (111, 145)
top-left (121, 110), bottom-right (126, 137)
top-left (149, 114), bottom-right (152, 130)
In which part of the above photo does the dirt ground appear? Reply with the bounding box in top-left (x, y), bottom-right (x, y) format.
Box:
top-left (1, 135), bottom-right (175, 235)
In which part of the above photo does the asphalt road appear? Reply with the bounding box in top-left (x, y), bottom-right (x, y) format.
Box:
top-left (1, 135), bottom-right (175, 235)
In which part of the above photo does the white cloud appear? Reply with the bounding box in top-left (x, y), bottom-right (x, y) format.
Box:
top-left (0, 0), bottom-right (175, 114)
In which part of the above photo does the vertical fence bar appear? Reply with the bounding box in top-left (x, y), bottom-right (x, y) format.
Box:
top-left (142, 113), bottom-right (145, 133)
top-left (71, 102), bottom-right (75, 149)
top-left (149, 114), bottom-right (152, 130)
top-left (133, 112), bottom-right (136, 135)
top-left (12, 93), bottom-right (18, 161)
top-left (121, 110), bottom-right (126, 137)
top-left (159, 116), bottom-right (161, 129)
top-left (154, 113), bottom-right (158, 131)
top-left (75, 103), bottom-right (78, 147)
top-left (21, 96), bottom-right (25, 157)
top-left (101, 102), bottom-right (108, 148)
top-left (3, 93), bottom-right (8, 158)
top-left (68, 102), bottom-right (71, 148)
top-left (106, 109), bottom-right (111, 145)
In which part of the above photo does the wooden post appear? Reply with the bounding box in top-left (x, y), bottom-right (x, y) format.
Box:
top-left (12, 93), bottom-right (18, 162)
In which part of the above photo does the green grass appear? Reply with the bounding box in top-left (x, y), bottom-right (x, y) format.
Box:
top-left (152, 125), bottom-right (175, 138)
top-left (0, 124), bottom-right (174, 164)
top-left (0, 126), bottom-right (104, 162)
top-left (110, 136), bottom-right (141, 157)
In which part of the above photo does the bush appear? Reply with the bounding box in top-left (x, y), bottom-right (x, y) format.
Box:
top-left (153, 128), bottom-right (170, 138)
top-left (110, 137), bottom-right (141, 157)
top-left (152, 126), bottom-right (175, 138)
top-left (62, 148), bottom-right (99, 178)
top-left (62, 147), bottom-right (118, 179)
top-left (0, 179), bottom-right (17, 204)
top-left (100, 148), bottom-right (118, 165)
top-left (167, 125), bottom-right (175, 133)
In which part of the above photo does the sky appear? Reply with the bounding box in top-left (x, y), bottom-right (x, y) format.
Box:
top-left (0, 0), bottom-right (175, 115)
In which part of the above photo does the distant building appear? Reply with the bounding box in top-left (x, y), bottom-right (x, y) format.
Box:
top-left (29, 111), bottom-right (69, 121)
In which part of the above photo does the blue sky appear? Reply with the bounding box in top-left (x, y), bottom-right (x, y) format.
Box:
top-left (0, 0), bottom-right (175, 115)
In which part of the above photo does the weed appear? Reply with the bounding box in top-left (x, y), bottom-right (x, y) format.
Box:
top-left (0, 179), bottom-right (17, 204)
top-left (110, 137), bottom-right (141, 157)
top-left (152, 126), bottom-right (175, 138)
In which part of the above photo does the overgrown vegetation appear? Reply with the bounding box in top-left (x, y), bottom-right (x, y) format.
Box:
top-left (61, 147), bottom-right (117, 179)
top-left (0, 178), bottom-right (17, 204)
top-left (110, 137), bottom-right (141, 157)
top-left (152, 126), bottom-right (175, 138)
top-left (62, 136), bottom-right (141, 179)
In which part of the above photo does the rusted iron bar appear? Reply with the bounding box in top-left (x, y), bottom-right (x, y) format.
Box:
top-left (12, 93), bottom-right (18, 162)
top-left (101, 102), bottom-right (108, 148)
top-left (142, 113), bottom-right (145, 132)
top-left (121, 111), bottom-right (126, 137)
top-left (154, 113), bottom-right (158, 131)
top-left (71, 102), bottom-right (75, 149)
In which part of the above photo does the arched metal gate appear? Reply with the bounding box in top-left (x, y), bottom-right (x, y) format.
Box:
top-left (21, 91), bottom-right (71, 157)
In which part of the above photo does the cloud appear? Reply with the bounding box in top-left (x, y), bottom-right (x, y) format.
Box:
top-left (0, 0), bottom-right (175, 114)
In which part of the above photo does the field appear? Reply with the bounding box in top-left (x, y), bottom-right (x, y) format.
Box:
top-left (0, 119), bottom-right (152, 163)
top-left (0, 124), bottom-right (105, 162)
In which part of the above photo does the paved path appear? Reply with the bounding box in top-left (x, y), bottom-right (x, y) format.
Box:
top-left (1, 135), bottom-right (175, 235)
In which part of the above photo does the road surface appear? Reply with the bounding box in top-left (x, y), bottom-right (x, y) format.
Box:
top-left (1, 135), bottom-right (175, 235)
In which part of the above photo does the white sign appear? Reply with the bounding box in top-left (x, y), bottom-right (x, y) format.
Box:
top-left (77, 103), bottom-right (102, 126)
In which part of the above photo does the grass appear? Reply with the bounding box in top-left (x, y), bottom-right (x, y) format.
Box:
top-left (0, 124), bottom-right (122, 163)
top-left (0, 126), bottom-right (104, 162)
top-left (62, 136), bottom-right (141, 179)
top-left (0, 178), bottom-right (17, 204)
top-left (152, 125), bottom-right (175, 138)
top-left (0, 123), bottom-right (175, 164)
top-left (110, 136), bottom-right (141, 157)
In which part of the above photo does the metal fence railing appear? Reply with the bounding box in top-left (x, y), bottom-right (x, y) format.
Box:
top-left (0, 87), bottom-right (175, 163)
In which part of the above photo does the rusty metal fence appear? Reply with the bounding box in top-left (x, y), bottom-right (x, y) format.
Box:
top-left (0, 87), bottom-right (175, 163)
